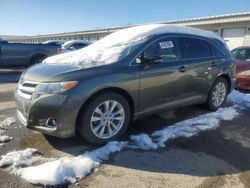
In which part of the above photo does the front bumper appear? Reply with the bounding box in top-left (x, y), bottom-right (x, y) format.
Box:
top-left (15, 90), bottom-right (83, 138)
top-left (236, 75), bottom-right (250, 90)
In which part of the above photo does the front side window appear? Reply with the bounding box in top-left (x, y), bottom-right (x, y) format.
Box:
top-left (183, 38), bottom-right (211, 58)
top-left (143, 38), bottom-right (181, 63)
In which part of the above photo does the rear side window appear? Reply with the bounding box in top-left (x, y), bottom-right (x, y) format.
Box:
top-left (71, 43), bottom-right (88, 50)
top-left (183, 38), bottom-right (211, 58)
top-left (209, 44), bottom-right (223, 57)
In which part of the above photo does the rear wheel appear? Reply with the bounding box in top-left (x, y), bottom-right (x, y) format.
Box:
top-left (207, 77), bottom-right (228, 111)
top-left (77, 92), bottom-right (131, 145)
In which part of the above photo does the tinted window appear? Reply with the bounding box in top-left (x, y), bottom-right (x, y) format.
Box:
top-left (69, 43), bottom-right (88, 50)
top-left (144, 38), bottom-right (181, 62)
top-left (184, 38), bottom-right (211, 58)
top-left (210, 44), bottom-right (223, 57)
top-left (231, 49), bottom-right (250, 60)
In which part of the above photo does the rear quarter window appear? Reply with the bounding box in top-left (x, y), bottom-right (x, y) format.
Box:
top-left (209, 44), bottom-right (224, 57)
top-left (183, 38), bottom-right (211, 58)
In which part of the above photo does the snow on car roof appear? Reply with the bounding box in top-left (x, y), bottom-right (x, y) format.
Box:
top-left (44, 24), bottom-right (224, 66)
top-left (42, 40), bottom-right (65, 44)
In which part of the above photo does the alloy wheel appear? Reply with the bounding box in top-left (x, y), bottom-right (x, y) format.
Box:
top-left (211, 81), bottom-right (227, 107)
top-left (90, 100), bottom-right (125, 139)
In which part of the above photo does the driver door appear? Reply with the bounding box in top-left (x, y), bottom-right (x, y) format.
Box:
top-left (139, 37), bottom-right (194, 114)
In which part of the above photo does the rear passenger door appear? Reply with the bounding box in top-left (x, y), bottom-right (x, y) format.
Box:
top-left (180, 37), bottom-right (225, 100)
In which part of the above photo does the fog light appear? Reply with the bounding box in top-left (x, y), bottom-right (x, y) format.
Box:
top-left (45, 118), bottom-right (57, 128)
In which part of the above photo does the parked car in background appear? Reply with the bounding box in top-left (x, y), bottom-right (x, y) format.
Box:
top-left (62, 40), bottom-right (90, 52)
top-left (15, 24), bottom-right (234, 144)
top-left (0, 40), bottom-right (60, 67)
top-left (231, 46), bottom-right (250, 90)
top-left (42, 40), bottom-right (65, 45)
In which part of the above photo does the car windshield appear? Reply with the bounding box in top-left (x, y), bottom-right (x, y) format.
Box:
top-left (44, 37), bottom-right (147, 66)
top-left (83, 39), bottom-right (147, 63)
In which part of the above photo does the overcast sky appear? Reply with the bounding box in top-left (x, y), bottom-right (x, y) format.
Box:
top-left (0, 0), bottom-right (249, 36)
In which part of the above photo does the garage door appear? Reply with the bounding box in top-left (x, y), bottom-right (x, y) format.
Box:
top-left (222, 28), bottom-right (245, 50)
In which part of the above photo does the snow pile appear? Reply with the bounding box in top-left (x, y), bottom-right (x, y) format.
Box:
top-left (228, 90), bottom-right (250, 108)
top-left (129, 107), bottom-right (239, 149)
top-left (0, 117), bottom-right (16, 129)
top-left (129, 134), bottom-right (158, 150)
top-left (0, 135), bottom-right (13, 142)
top-left (151, 107), bottom-right (238, 147)
top-left (0, 116), bottom-right (16, 143)
top-left (44, 24), bottom-right (222, 66)
top-left (17, 141), bottom-right (126, 185)
top-left (0, 148), bottom-right (40, 168)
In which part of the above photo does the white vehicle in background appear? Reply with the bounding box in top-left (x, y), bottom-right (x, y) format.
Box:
top-left (62, 40), bottom-right (91, 52)
top-left (42, 40), bottom-right (65, 45)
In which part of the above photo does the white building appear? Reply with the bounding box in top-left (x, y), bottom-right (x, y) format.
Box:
top-left (2, 12), bottom-right (250, 49)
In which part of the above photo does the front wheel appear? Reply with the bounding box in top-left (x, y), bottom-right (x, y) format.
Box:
top-left (77, 92), bottom-right (131, 145)
top-left (207, 77), bottom-right (228, 111)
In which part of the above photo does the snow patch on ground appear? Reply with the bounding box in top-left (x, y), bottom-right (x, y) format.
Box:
top-left (129, 107), bottom-right (238, 149)
top-left (0, 116), bottom-right (16, 143)
top-left (0, 148), bottom-right (43, 168)
top-left (0, 135), bottom-right (13, 143)
top-left (227, 90), bottom-right (250, 108)
top-left (17, 141), bottom-right (126, 185)
top-left (129, 134), bottom-right (158, 150)
top-left (0, 117), bottom-right (16, 129)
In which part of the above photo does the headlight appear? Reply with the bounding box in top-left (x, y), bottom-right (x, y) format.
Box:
top-left (32, 81), bottom-right (78, 99)
top-left (239, 70), bottom-right (250, 76)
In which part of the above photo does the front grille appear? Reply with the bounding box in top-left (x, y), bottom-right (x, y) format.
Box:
top-left (17, 80), bottom-right (38, 100)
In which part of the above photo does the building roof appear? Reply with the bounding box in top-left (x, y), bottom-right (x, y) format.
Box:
top-left (3, 12), bottom-right (250, 41)
top-left (158, 12), bottom-right (250, 25)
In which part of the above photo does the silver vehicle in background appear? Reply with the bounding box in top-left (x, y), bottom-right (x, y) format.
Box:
top-left (62, 40), bottom-right (91, 52)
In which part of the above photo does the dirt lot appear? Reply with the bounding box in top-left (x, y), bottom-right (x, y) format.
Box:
top-left (0, 72), bottom-right (250, 188)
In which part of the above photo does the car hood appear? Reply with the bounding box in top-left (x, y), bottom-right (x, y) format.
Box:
top-left (22, 63), bottom-right (82, 82)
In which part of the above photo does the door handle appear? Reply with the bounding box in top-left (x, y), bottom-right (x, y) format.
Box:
top-left (178, 66), bottom-right (187, 72)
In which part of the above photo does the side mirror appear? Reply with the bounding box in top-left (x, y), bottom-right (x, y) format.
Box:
top-left (143, 53), bottom-right (162, 64)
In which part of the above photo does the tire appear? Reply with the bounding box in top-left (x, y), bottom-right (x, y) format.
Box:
top-left (207, 77), bottom-right (228, 111)
top-left (77, 92), bottom-right (131, 145)
top-left (30, 55), bottom-right (47, 66)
